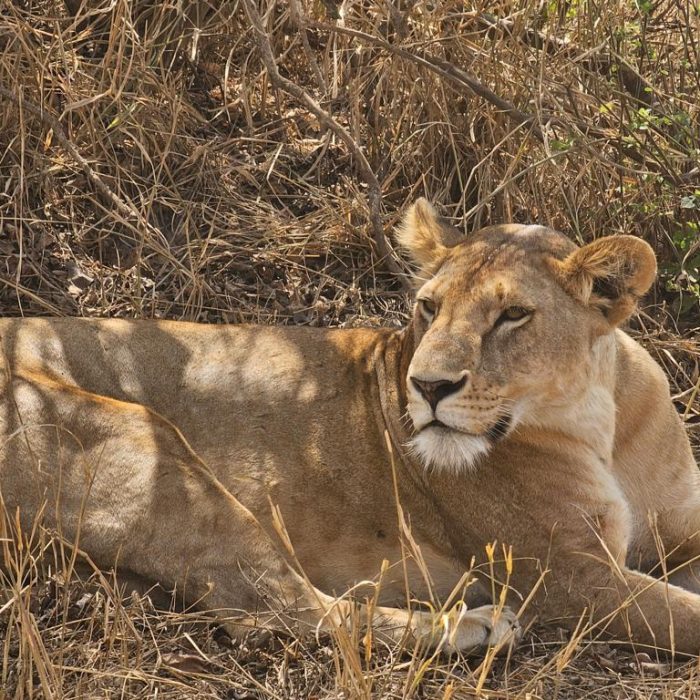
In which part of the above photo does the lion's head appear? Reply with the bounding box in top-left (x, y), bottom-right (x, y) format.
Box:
top-left (397, 199), bottom-right (657, 473)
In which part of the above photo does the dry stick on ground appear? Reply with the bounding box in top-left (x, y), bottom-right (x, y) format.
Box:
top-left (243, 0), bottom-right (409, 286)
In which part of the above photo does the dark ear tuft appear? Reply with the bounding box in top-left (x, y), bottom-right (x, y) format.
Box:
top-left (550, 235), bottom-right (657, 325)
top-left (591, 275), bottom-right (622, 303)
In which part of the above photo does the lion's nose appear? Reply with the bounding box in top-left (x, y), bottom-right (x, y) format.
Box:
top-left (411, 374), bottom-right (468, 412)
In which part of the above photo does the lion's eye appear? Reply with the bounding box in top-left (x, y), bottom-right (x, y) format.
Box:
top-left (418, 298), bottom-right (437, 320)
top-left (496, 306), bottom-right (531, 326)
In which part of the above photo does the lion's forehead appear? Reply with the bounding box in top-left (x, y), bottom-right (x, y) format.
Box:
top-left (427, 226), bottom-right (575, 301)
top-left (428, 251), bottom-right (545, 303)
top-left (459, 227), bottom-right (574, 266)
top-left (469, 224), bottom-right (577, 256)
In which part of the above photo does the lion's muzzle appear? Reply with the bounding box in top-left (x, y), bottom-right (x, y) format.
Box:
top-left (410, 373), bottom-right (468, 412)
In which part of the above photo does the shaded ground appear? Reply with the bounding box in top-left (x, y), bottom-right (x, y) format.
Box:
top-left (3, 572), bottom-right (700, 699)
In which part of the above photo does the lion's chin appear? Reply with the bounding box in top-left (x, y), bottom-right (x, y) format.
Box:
top-left (408, 428), bottom-right (491, 474)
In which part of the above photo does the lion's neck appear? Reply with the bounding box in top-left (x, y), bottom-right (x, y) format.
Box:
top-left (374, 323), bottom-right (434, 482)
top-left (522, 332), bottom-right (618, 463)
top-left (374, 323), bottom-right (414, 444)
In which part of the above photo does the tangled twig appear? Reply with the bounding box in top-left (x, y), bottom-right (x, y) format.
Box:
top-left (0, 85), bottom-right (169, 252)
top-left (244, 0), bottom-right (409, 286)
top-left (310, 20), bottom-right (686, 185)
top-left (309, 20), bottom-right (545, 143)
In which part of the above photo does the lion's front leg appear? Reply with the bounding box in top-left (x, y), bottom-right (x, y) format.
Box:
top-left (528, 514), bottom-right (700, 655)
top-left (537, 556), bottom-right (700, 657)
top-left (285, 592), bottom-right (521, 655)
top-left (137, 462), bottom-right (523, 656)
top-left (122, 436), bottom-right (523, 656)
top-left (646, 491), bottom-right (700, 595)
top-left (632, 460), bottom-right (700, 594)
top-left (597, 567), bottom-right (700, 656)
top-left (114, 417), bottom-right (523, 654)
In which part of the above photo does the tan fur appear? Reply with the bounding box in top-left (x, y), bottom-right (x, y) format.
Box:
top-left (1, 202), bottom-right (700, 656)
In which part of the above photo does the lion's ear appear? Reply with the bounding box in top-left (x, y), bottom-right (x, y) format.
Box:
top-left (552, 235), bottom-right (657, 325)
top-left (396, 199), bottom-right (463, 275)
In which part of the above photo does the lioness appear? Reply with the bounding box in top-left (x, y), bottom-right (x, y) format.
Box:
top-left (2, 199), bottom-right (700, 656)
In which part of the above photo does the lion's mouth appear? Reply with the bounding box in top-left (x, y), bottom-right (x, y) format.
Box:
top-left (423, 414), bottom-right (512, 442)
top-left (425, 419), bottom-right (450, 430)
top-left (486, 414), bottom-right (512, 442)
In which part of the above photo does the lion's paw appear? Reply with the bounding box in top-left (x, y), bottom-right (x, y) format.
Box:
top-left (437, 603), bottom-right (521, 655)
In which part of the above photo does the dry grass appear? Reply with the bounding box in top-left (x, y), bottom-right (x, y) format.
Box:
top-left (0, 0), bottom-right (699, 697)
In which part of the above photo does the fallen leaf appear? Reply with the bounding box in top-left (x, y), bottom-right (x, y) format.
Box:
top-left (162, 652), bottom-right (210, 675)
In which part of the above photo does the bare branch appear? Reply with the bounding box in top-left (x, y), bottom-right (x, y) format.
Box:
top-left (474, 12), bottom-right (657, 107)
top-left (289, 0), bottom-right (328, 93)
top-left (243, 0), bottom-right (409, 286)
top-left (310, 20), bottom-right (684, 185)
top-left (310, 20), bottom-right (545, 143)
top-left (0, 85), bottom-right (169, 252)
